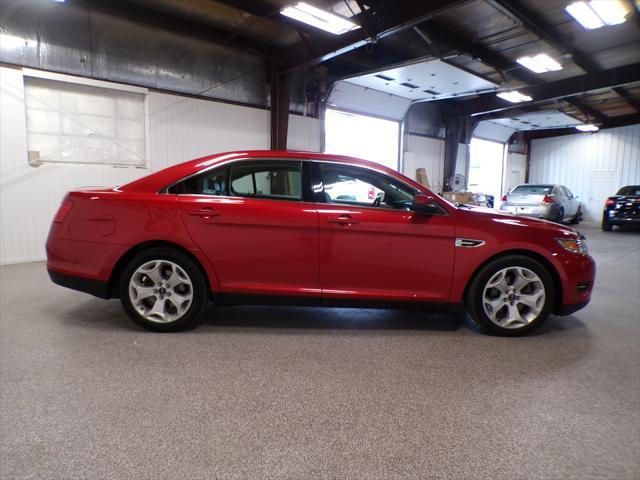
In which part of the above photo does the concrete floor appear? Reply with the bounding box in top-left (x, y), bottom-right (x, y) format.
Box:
top-left (1, 224), bottom-right (639, 479)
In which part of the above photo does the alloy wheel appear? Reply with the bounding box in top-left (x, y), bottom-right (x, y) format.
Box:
top-left (481, 266), bottom-right (546, 329)
top-left (128, 260), bottom-right (193, 323)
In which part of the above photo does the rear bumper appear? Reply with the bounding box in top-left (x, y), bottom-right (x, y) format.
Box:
top-left (500, 203), bottom-right (556, 219)
top-left (48, 269), bottom-right (111, 299)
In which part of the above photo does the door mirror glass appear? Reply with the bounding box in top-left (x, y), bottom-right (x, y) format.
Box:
top-left (412, 194), bottom-right (439, 214)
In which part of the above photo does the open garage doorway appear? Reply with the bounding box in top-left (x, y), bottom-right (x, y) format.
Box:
top-left (468, 138), bottom-right (506, 208)
top-left (324, 109), bottom-right (400, 170)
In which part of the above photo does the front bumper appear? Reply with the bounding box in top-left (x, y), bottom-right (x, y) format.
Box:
top-left (500, 203), bottom-right (556, 219)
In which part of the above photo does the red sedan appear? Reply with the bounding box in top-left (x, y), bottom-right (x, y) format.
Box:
top-left (46, 150), bottom-right (595, 335)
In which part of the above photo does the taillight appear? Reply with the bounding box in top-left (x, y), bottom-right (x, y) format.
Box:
top-left (542, 195), bottom-right (554, 204)
top-left (605, 198), bottom-right (616, 206)
top-left (501, 194), bottom-right (507, 201)
top-left (53, 199), bottom-right (74, 223)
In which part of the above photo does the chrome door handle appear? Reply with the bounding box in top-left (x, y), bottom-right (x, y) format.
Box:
top-left (328, 215), bottom-right (359, 225)
top-left (188, 208), bottom-right (220, 220)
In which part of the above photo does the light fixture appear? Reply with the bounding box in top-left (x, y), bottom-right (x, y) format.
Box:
top-left (281, 2), bottom-right (360, 35)
top-left (497, 90), bottom-right (533, 103)
top-left (575, 124), bottom-right (599, 132)
top-left (565, 0), bottom-right (629, 30)
top-left (516, 54), bottom-right (563, 73)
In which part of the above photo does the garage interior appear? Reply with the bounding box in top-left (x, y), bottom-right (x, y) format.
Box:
top-left (1, 0), bottom-right (639, 478)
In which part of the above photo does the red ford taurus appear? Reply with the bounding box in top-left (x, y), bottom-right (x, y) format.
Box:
top-left (46, 150), bottom-right (595, 335)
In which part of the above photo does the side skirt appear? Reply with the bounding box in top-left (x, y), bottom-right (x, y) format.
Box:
top-left (220, 293), bottom-right (449, 312)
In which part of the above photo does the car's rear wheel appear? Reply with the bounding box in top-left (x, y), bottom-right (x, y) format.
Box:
top-left (555, 207), bottom-right (564, 223)
top-left (119, 247), bottom-right (208, 332)
top-left (602, 215), bottom-right (613, 231)
top-left (466, 255), bottom-right (554, 336)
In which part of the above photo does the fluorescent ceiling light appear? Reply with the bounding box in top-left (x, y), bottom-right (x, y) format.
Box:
top-left (281, 2), bottom-right (360, 35)
top-left (565, 0), bottom-right (628, 29)
top-left (589, 0), bottom-right (628, 25)
top-left (517, 54), bottom-right (563, 73)
top-left (497, 91), bottom-right (533, 103)
top-left (575, 124), bottom-right (599, 131)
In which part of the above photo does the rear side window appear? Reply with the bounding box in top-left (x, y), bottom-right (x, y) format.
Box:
top-left (616, 185), bottom-right (640, 196)
top-left (229, 161), bottom-right (302, 201)
top-left (512, 185), bottom-right (552, 194)
top-left (168, 167), bottom-right (228, 195)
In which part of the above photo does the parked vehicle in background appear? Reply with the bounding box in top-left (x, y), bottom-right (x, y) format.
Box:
top-left (499, 184), bottom-right (583, 224)
top-left (602, 185), bottom-right (640, 231)
top-left (46, 151), bottom-right (595, 336)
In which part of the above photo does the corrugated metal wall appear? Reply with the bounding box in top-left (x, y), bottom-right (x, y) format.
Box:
top-left (529, 125), bottom-right (640, 221)
top-left (403, 134), bottom-right (467, 193)
top-left (0, 67), bottom-right (321, 264)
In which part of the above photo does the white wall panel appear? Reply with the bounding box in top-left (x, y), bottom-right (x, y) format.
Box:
top-left (0, 69), bottom-right (321, 264)
top-left (504, 152), bottom-right (527, 193)
top-left (530, 125), bottom-right (640, 221)
top-left (403, 135), bottom-right (445, 192)
top-left (288, 114), bottom-right (321, 152)
top-left (402, 135), bottom-right (469, 193)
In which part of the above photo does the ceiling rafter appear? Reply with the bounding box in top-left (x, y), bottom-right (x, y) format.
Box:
top-left (487, 0), bottom-right (640, 114)
top-left (461, 62), bottom-right (640, 119)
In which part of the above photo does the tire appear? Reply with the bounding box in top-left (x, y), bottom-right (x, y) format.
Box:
top-left (602, 215), bottom-right (613, 231)
top-left (465, 255), bottom-right (555, 336)
top-left (570, 207), bottom-right (582, 225)
top-left (555, 207), bottom-right (564, 224)
top-left (119, 247), bottom-right (208, 332)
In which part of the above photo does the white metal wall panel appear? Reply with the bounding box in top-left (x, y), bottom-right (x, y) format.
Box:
top-left (0, 69), bottom-right (321, 264)
top-left (288, 114), bottom-right (322, 152)
top-left (402, 135), bottom-right (467, 193)
top-left (403, 135), bottom-right (445, 192)
top-left (529, 125), bottom-right (640, 221)
top-left (147, 92), bottom-right (270, 170)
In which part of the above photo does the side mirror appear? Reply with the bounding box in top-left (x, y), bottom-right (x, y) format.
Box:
top-left (412, 194), bottom-right (440, 215)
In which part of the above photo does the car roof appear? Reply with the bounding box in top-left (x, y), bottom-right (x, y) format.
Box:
top-left (119, 150), bottom-right (426, 193)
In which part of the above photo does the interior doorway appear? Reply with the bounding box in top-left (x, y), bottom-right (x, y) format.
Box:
top-left (324, 109), bottom-right (400, 170)
top-left (468, 138), bottom-right (506, 208)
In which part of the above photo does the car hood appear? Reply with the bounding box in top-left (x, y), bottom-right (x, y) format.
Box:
top-left (455, 204), bottom-right (578, 236)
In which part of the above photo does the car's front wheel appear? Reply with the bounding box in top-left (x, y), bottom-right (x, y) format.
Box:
top-left (119, 247), bottom-right (208, 332)
top-left (466, 255), bottom-right (554, 336)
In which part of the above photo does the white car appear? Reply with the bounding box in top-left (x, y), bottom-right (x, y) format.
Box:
top-left (500, 184), bottom-right (583, 224)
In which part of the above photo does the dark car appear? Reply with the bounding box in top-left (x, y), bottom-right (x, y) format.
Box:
top-left (602, 185), bottom-right (640, 231)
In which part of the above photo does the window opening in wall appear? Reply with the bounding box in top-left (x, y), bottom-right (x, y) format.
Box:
top-left (468, 138), bottom-right (506, 208)
top-left (324, 108), bottom-right (400, 170)
top-left (24, 77), bottom-right (147, 167)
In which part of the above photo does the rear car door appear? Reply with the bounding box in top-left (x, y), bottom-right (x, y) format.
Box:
top-left (175, 159), bottom-right (320, 299)
top-left (313, 161), bottom-right (455, 305)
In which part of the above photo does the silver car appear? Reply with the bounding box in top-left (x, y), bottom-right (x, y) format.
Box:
top-left (499, 184), bottom-right (583, 224)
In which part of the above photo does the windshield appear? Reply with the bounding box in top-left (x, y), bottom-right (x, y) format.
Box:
top-left (616, 185), bottom-right (640, 196)
top-left (511, 185), bottom-right (552, 194)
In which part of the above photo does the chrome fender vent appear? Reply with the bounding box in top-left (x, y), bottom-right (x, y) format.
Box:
top-left (455, 238), bottom-right (486, 248)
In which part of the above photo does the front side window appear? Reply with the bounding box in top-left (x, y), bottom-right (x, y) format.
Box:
top-left (319, 163), bottom-right (416, 210)
top-left (229, 162), bottom-right (302, 201)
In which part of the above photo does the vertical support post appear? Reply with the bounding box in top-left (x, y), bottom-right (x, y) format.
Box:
top-left (270, 69), bottom-right (291, 150)
top-left (443, 117), bottom-right (464, 191)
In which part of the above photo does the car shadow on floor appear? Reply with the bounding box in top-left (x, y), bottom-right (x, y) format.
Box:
top-left (64, 297), bottom-right (588, 337)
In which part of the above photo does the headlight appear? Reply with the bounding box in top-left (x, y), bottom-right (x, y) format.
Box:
top-left (556, 237), bottom-right (588, 254)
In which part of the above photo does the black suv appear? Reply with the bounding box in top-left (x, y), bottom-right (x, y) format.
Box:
top-left (602, 185), bottom-right (640, 231)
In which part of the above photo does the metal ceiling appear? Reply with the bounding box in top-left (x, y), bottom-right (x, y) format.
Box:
top-left (6, 0), bottom-right (637, 136)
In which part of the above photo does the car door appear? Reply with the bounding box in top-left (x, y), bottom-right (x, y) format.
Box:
top-left (176, 159), bottom-right (321, 299)
top-left (313, 161), bottom-right (455, 306)
top-left (562, 186), bottom-right (578, 217)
